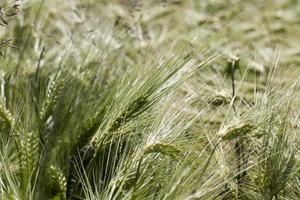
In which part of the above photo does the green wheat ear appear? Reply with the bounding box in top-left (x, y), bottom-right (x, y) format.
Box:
top-left (208, 94), bottom-right (231, 107)
top-left (49, 165), bottom-right (67, 199)
top-left (0, 102), bottom-right (14, 128)
top-left (144, 142), bottom-right (183, 160)
top-left (20, 131), bottom-right (39, 177)
top-left (40, 74), bottom-right (65, 123)
top-left (91, 96), bottom-right (150, 150)
top-left (109, 96), bottom-right (149, 132)
top-left (219, 122), bottom-right (256, 141)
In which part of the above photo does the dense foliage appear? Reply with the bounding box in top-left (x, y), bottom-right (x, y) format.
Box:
top-left (0, 0), bottom-right (300, 199)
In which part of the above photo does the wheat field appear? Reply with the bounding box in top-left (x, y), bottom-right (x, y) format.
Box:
top-left (0, 0), bottom-right (300, 199)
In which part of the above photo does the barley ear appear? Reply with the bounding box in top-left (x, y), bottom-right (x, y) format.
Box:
top-left (219, 123), bottom-right (256, 141)
top-left (49, 165), bottom-right (67, 199)
top-left (20, 131), bottom-right (39, 182)
top-left (40, 74), bottom-right (65, 123)
top-left (91, 96), bottom-right (149, 150)
top-left (109, 96), bottom-right (149, 132)
top-left (0, 103), bottom-right (14, 128)
top-left (144, 142), bottom-right (183, 160)
top-left (208, 95), bottom-right (231, 107)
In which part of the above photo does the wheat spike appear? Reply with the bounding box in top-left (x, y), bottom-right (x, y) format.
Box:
top-left (40, 74), bottom-right (65, 123)
top-left (49, 165), bottom-right (67, 198)
top-left (20, 132), bottom-right (39, 175)
top-left (90, 96), bottom-right (149, 149)
top-left (0, 103), bottom-right (13, 128)
top-left (208, 95), bottom-right (231, 107)
top-left (144, 142), bottom-right (183, 160)
top-left (219, 122), bottom-right (256, 141)
top-left (109, 96), bottom-right (149, 132)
